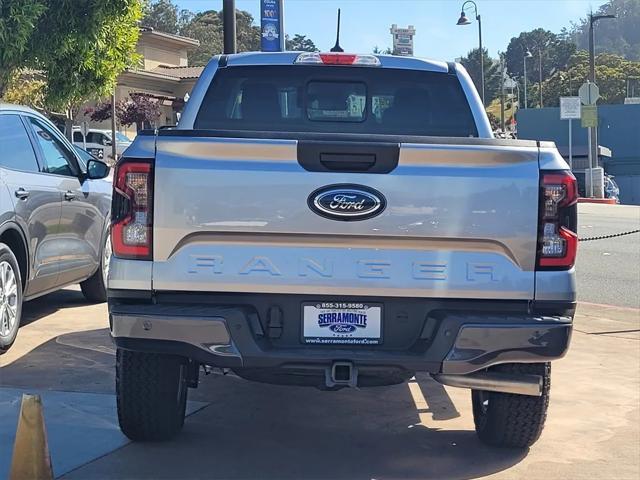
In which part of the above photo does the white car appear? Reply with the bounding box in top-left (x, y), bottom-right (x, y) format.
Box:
top-left (72, 128), bottom-right (132, 158)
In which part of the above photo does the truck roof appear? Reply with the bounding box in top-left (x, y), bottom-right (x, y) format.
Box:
top-left (218, 51), bottom-right (450, 73)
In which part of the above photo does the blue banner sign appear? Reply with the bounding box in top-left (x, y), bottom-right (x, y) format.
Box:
top-left (261, 0), bottom-right (281, 52)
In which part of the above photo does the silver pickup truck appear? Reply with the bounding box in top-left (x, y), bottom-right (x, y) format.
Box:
top-left (108, 52), bottom-right (577, 448)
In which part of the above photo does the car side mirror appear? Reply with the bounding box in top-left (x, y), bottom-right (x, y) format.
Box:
top-left (103, 139), bottom-right (112, 146)
top-left (86, 159), bottom-right (110, 179)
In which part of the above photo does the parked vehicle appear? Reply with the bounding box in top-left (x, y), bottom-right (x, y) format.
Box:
top-left (0, 104), bottom-right (112, 353)
top-left (79, 143), bottom-right (105, 161)
top-left (109, 52), bottom-right (577, 448)
top-left (72, 127), bottom-right (132, 159)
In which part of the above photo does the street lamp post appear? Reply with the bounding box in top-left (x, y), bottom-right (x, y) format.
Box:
top-left (589, 13), bottom-right (615, 84)
top-left (523, 49), bottom-right (532, 109)
top-left (457, 1), bottom-right (484, 106)
top-left (587, 12), bottom-right (615, 197)
top-left (538, 47), bottom-right (543, 108)
top-left (499, 54), bottom-right (505, 131)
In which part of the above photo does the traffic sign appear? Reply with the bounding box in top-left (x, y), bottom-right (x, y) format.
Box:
top-left (560, 97), bottom-right (581, 119)
top-left (581, 105), bottom-right (598, 128)
top-left (80, 120), bottom-right (89, 138)
top-left (579, 82), bottom-right (600, 105)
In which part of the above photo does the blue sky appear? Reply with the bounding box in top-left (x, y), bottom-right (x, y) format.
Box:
top-left (174, 0), bottom-right (603, 59)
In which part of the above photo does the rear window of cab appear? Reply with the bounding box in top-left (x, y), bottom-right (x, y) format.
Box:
top-left (194, 65), bottom-right (478, 137)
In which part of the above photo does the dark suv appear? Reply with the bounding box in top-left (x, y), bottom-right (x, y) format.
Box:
top-left (0, 104), bottom-right (112, 352)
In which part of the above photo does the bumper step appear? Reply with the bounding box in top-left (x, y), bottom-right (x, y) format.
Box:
top-left (431, 371), bottom-right (543, 396)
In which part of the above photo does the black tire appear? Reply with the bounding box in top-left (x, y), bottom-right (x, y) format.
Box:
top-left (472, 362), bottom-right (551, 448)
top-left (0, 243), bottom-right (23, 354)
top-left (80, 232), bottom-right (109, 303)
top-left (116, 349), bottom-right (188, 441)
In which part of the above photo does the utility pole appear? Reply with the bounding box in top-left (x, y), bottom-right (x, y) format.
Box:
top-left (223, 0), bottom-right (236, 54)
top-left (477, 13), bottom-right (484, 106)
top-left (500, 54), bottom-right (505, 132)
top-left (111, 91), bottom-right (117, 162)
top-left (587, 12), bottom-right (615, 197)
top-left (523, 56), bottom-right (528, 109)
top-left (538, 47), bottom-right (543, 108)
top-left (278, 0), bottom-right (285, 51)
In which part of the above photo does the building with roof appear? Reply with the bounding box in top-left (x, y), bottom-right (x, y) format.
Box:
top-left (517, 104), bottom-right (640, 205)
top-left (79, 27), bottom-right (204, 138)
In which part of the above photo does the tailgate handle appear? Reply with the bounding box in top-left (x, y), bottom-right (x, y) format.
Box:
top-left (319, 153), bottom-right (376, 172)
top-left (297, 140), bottom-right (399, 174)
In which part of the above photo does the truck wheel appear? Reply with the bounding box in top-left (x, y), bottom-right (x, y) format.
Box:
top-left (472, 362), bottom-right (551, 448)
top-left (80, 232), bottom-right (110, 303)
top-left (0, 244), bottom-right (23, 354)
top-left (116, 349), bottom-right (188, 441)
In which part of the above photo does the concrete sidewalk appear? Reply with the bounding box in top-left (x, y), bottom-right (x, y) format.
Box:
top-left (1, 289), bottom-right (638, 480)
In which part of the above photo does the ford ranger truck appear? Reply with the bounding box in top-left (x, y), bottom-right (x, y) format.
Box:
top-left (108, 52), bottom-right (577, 447)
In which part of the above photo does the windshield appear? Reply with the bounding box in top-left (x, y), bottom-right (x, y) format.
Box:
top-left (195, 66), bottom-right (477, 137)
top-left (115, 132), bottom-right (131, 143)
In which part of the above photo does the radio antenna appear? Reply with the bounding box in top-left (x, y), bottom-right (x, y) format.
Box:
top-left (330, 9), bottom-right (344, 52)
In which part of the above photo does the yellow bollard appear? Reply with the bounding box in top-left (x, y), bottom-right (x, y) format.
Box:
top-left (9, 394), bottom-right (53, 480)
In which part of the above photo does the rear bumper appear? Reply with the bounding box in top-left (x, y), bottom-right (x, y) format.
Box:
top-left (109, 291), bottom-right (573, 380)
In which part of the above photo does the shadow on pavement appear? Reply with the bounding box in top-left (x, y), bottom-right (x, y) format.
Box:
top-left (3, 325), bottom-right (528, 479)
top-left (20, 289), bottom-right (95, 329)
top-left (66, 372), bottom-right (526, 480)
top-left (0, 331), bottom-right (114, 394)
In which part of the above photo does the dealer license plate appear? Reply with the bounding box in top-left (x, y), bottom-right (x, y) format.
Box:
top-left (302, 302), bottom-right (382, 345)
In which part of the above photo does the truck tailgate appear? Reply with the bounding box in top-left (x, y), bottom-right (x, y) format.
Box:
top-left (152, 136), bottom-right (540, 299)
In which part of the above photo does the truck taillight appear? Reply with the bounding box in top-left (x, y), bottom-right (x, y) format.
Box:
top-left (295, 52), bottom-right (381, 66)
top-left (111, 160), bottom-right (153, 260)
top-left (537, 171), bottom-right (578, 269)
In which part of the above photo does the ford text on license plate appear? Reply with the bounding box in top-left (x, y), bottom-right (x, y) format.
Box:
top-left (302, 302), bottom-right (382, 345)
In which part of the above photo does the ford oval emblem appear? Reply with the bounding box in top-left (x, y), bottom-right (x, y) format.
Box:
top-left (308, 184), bottom-right (386, 221)
top-left (329, 324), bottom-right (357, 333)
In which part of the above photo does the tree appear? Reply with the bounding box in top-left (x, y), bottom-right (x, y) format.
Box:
top-left (87, 94), bottom-right (162, 131)
top-left (85, 102), bottom-right (113, 123)
top-left (117, 94), bottom-right (161, 130)
top-left (505, 28), bottom-right (576, 84)
top-left (144, 1), bottom-right (318, 65)
top-left (459, 47), bottom-right (501, 104)
top-left (235, 10), bottom-right (261, 52)
top-left (2, 70), bottom-right (46, 109)
top-left (0, 0), bottom-right (46, 96)
top-left (144, 1), bottom-right (320, 64)
top-left (180, 11), bottom-right (223, 66)
top-left (570, 0), bottom-right (640, 61)
top-left (373, 46), bottom-right (393, 54)
top-left (286, 34), bottom-right (318, 52)
top-left (180, 9), bottom-right (261, 65)
top-left (27, 0), bottom-right (142, 137)
top-left (531, 51), bottom-right (640, 107)
top-left (486, 111), bottom-right (500, 131)
top-left (142, 0), bottom-right (179, 34)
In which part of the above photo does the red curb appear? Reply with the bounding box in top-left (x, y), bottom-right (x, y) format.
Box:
top-left (577, 197), bottom-right (618, 204)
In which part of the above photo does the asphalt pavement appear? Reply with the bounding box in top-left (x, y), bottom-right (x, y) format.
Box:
top-left (576, 203), bottom-right (640, 308)
top-left (0, 290), bottom-right (637, 480)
